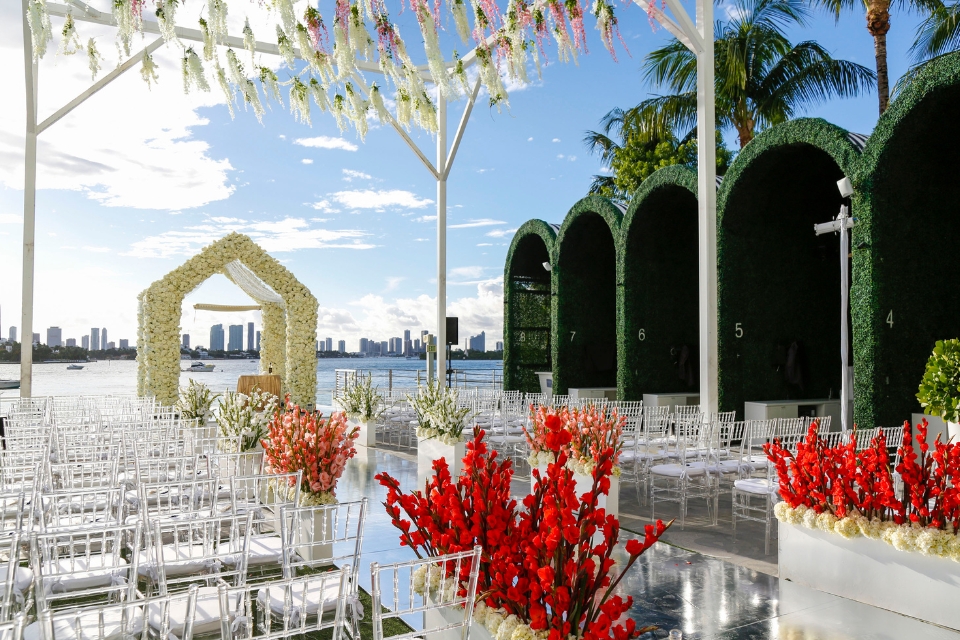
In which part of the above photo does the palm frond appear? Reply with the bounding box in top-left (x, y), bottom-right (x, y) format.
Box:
top-left (620, 93), bottom-right (700, 143)
top-left (582, 130), bottom-right (621, 164)
top-left (641, 38), bottom-right (698, 93)
top-left (587, 174), bottom-right (617, 196)
top-left (910, 0), bottom-right (960, 61)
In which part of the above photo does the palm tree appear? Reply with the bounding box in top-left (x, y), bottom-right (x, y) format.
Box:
top-left (910, 0), bottom-right (960, 60)
top-left (812, 0), bottom-right (940, 114)
top-left (625, 0), bottom-right (875, 149)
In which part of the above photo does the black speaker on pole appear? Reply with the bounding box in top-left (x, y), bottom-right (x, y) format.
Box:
top-left (445, 317), bottom-right (458, 346)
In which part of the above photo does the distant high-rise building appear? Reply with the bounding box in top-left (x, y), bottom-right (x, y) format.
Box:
top-left (90, 328), bottom-right (100, 351)
top-left (380, 341), bottom-right (388, 356)
top-left (65, 338), bottom-right (76, 347)
top-left (32, 333), bottom-right (40, 345)
top-left (403, 340), bottom-right (412, 356)
top-left (325, 338), bottom-right (332, 352)
top-left (414, 339), bottom-right (421, 352)
top-left (247, 322), bottom-right (254, 351)
top-left (495, 341), bottom-right (504, 351)
top-left (210, 324), bottom-right (225, 351)
top-left (101, 329), bottom-right (107, 350)
top-left (119, 339), bottom-right (129, 349)
top-left (404, 330), bottom-right (411, 342)
top-left (182, 334), bottom-right (190, 348)
top-left (256, 331), bottom-right (261, 351)
top-left (81, 335), bottom-right (89, 350)
top-left (46, 327), bottom-right (62, 347)
top-left (106, 342), bottom-right (116, 350)
top-left (337, 340), bottom-right (346, 353)
top-left (9, 327), bottom-right (16, 343)
top-left (359, 338), bottom-right (368, 353)
top-left (228, 325), bottom-right (243, 351)
top-left (468, 331), bottom-right (486, 353)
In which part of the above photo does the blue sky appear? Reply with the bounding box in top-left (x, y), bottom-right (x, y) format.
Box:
top-left (0, 0), bottom-right (932, 351)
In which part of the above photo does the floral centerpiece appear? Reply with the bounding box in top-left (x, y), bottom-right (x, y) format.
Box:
top-left (175, 379), bottom-right (220, 425)
top-left (524, 405), bottom-right (626, 477)
top-left (410, 381), bottom-right (473, 445)
top-left (262, 396), bottom-right (359, 506)
top-left (216, 387), bottom-right (279, 451)
top-left (336, 373), bottom-right (386, 423)
top-left (376, 425), bottom-right (671, 640)
top-left (917, 338), bottom-right (960, 437)
top-left (767, 419), bottom-right (960, 560)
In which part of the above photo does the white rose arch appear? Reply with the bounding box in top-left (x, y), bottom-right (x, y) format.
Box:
top-left (137, 232), bottom-right (318, 406)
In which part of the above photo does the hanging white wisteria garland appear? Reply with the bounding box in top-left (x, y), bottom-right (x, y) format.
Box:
top-left (25, 0), bottom-right (630, 139)
top-left (137, 233), bottom-right (318, 407)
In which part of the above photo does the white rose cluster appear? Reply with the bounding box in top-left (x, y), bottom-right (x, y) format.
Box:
top-left (473, 603), bottom-right (549, 640)
top-left (137, 233), bottom-right (318, 406)
top-left (775, 503), bottom-right (960, 562)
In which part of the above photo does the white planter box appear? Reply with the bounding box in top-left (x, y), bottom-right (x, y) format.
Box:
top-left (418, 439), bottom-right (465, 491)
top-left (295, 506), bottom-right (335, 563)
top-left (349, 418), bottom-right (376, 448)
top-left (531, 465), bottom-right (619, 518)
top-left (779, 521), bottom-right (960, 631)
top-left (424, 598), bottom-right (493, 640)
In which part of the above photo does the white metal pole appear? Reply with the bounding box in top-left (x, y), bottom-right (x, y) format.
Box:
top-left (436, 93), bottom-right (448, 387)
top-left (695, 0), bottom-right (718, 413)
top-left (839, 205), bottom-right (851, 431)
top-left (20, 0), bottom-right (38, 399)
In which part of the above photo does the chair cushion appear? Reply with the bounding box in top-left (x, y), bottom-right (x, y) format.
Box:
top-left (650, 464), bottom-right (706, 477)
top-left (24, 606), bottom-right (143, 640)
top-left (147, 585), bottom-right (233, 637)
top-left (734, 478), bottom-right (777, 495)
top-left (256, 577), bottom-right (340, 617)
top-left (137, 544), bottom-right (210, 579)
top-left (0, 563), bottom-right (34, 592)
top-left (41, 556), bottom-right (128, 594)
top-left (220, 536), bottom-right (283, 566)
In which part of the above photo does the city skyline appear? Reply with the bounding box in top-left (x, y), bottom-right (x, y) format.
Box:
top-left (0, 321), bottom-right (130, 350)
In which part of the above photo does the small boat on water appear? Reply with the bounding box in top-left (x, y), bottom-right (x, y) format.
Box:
top-left (67, 364), bottom-right (84, 370)
top-left (184, 361), bottom-right (216, 372)
top-left (0, 380), bottom-right (19, 390)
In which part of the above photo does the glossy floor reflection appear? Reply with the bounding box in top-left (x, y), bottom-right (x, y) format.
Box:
top-left (340, 446), bottom-right (960, 639)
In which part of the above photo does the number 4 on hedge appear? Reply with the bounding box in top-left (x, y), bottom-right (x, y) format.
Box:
top-left (887, 311), bottom-right (893, 328)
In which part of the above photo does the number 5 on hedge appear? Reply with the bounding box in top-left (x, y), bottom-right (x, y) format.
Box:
top-left (735, 323), bottom-right (743, 338)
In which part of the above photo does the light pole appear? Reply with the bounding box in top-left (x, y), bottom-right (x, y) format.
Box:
top-left (814, 177), bottom-right (856, 431)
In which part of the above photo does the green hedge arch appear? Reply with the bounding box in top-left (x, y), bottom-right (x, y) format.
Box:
top-left (852, 51), bottom-right (960, 429)
top-left (503, 219), bottom-right (559, 393)
top-left (618, 165), bottom-right (700, 401)
top-left (717, 118), bottom-right (865, 419)
top-left (553, 196), bottom-right (623, 395)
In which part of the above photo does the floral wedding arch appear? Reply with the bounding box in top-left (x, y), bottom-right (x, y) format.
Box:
top-left (137, 232), bottom-right (318, 406)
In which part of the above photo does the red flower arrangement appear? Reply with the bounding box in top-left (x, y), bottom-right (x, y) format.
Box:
top-left (524, 405), bottom-right (626, 476)
top-left (375, 427), bottom-right (670, 640)
top-left (262, 395), bottom-right (359, 505)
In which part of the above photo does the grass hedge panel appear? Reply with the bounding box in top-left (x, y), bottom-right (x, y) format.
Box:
top-left (717, 118), bottom-right (863, 419)
top-left (503, 220), bottom-right (557, 392)
top-left (618, 165), bottom-right (700, 401)
top-left (852, 51), bottom-right (960, 428)
top-left (553, 197), bottom-right (623, 395)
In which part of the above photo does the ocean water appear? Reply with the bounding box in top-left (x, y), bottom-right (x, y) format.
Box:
top-left (0, 357), bottom-right (502, 404)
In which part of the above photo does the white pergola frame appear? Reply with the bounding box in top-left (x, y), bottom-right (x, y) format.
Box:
top-left (19, 0), bottom-right (717, 412)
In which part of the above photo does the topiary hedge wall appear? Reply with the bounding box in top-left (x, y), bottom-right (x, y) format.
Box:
top-left (852, 51), bottom-right (960, 429)
top-left (717, 119), bottom-right (864, 419)
top-left (503, 220), bottom-right (557, 393)
top-left (618, 165), bottom-right (700, 401)
top-left (553, 197), bottom-right (623, 395)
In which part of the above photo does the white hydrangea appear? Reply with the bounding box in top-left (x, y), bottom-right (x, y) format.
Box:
top-left (802, 508), bottom-right (818, 530)
top-left (485, 611), bottom-right (505, 635)
top-left (496, 615), bottom-right (521, 640)
top-left (816, 512), bottom-right (837, 533)
top-left (511, 624), bottom-right (536, 640)
top-left (774, 501), bottom-right (792, 523)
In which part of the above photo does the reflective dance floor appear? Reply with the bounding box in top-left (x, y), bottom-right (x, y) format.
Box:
top-left (342, 447), bottom-right (960, 640)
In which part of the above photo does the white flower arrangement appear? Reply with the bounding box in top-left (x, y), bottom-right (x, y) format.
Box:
top-left (297, 489), bottom-right (338, 507)
top-left (137, 233), bottom-right (318, 407)
top-left (175, 379), bottom-right (220, 424)
top-left (776, 503), bottom-right (960, 562)
top-left (336, 373), bottom-right (385, 423)
top-left (410, 381), bottom-right (473, 445)
top-left (215, 388), bottom-right (279, 452)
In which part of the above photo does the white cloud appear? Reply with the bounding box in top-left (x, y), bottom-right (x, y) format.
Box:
top-left (449, 218), bottom-right (505, 229)
top-left (557, 154), bottom-right (565, 159)
top-left (568, 155), bottom-right (577, 162)
top-left (385, 276), bottom-right (405, 291)
top-left (342, 169), bottom-right (372, 181)
top-left (485, 228), bottom-right (518, 238)
top-left (552, 138), bottom-right (561, 143)
top-left (310, 200), bottom-right (340, 213)
top-left (476, 243), bottom-right (493, 247)
top-left (412, 215), bottom-right (438, 223)
top-left (450, 266), bottom-right (486, 280)
top-left (330, 189), bottom-right (433, 210)
top-left (600, 166), bottom-right (613, 174)
top-left (123, 217), bottom-right (375, 258)
top-left (82, 246), bottom-right (111, 253)
top-left (301, 159), bottom-right (314, 164)
top-left (527, 137), bottom-right (533, 142)
top-left (0, 214), bottom-right (22, 224)
top-left (293, 136), bottom-right (359, 151)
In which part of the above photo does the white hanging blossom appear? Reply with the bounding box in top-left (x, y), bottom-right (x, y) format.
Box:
top-left (182, 47), bottom-right (210, 93)
top-left (112, 0), bottom-right (138, 57)
top-left (452, 54), bottom-right (471, 95)
top-left (259, 66), bottom-right (282, 105)
top-left (476, 46), bottom-right (508, 109)
top-left (225, 48), bottom-right (246, 87)
top-left (27, 0), bottom-right (52, 60)
top-left (344, 82), bottom-right (369, 140)
top-left (241, 78), bottom-right (266, 122)
top-left (332, 23), bottom-right (358, 80)
top-left (199, 18), bottom-right (216, 61)
top-left (289, 77), bottom-right (311, 124)
top-left (309, 78), bottom-right (331, 113)
top-left (156, 0), bottom-right (179, 44)
top-left (208, 0), bottom-right (229, 45)
top-left (395, 87), bottom-right (413, 129)
top-left (347, 5), bottom-right (374, 60)
top-left (412, 0), bottom-right (455, 99)
top-left (368, 83), bottom-right (391, 124)
top-left (86, 38), bottom-right (102, 80)
top-left (414, 91), bottom-right (438, 133)
top-left (243, 18), bottom-right (256, 65)
top-left (140, 51), bottom-right (160, 88)
top-left (276, 26), bottom-right (296, 68)
top-left (272, 0), bottom-right (298, 34)
top-left (331, 93), bottom-right (347, 132)
top-left (297, 24), bottom-right (335, 81)
top-left (450, 0), bottom-right (471, 44)
top-left (215, 61), bottom-right (236, 119)
top-left (58, 13), bottom-right (82, 56)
